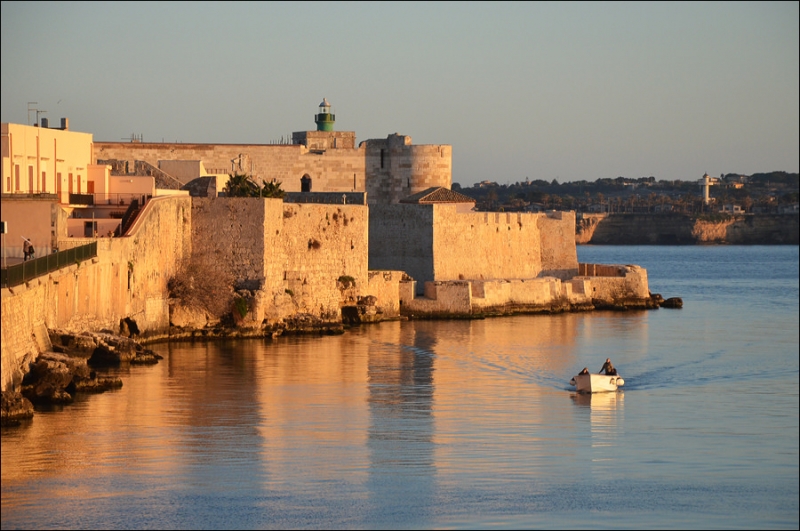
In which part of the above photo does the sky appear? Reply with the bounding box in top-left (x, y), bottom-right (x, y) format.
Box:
top-left (1, 1), bottom-right (798, 188)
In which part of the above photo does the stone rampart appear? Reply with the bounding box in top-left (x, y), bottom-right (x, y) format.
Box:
top-left (472, 278), bottom-right (563, 308)
top-left (190, 198), bottom-right (369, 324)
top-left (366, 270), bottom-right (406, 318)
top-left (95, 133), bottom-right (453, 206)
top-left (433, 207), bottom-right (546, 281)
top-left (280, 202), bottom-right (369, 320)
top-left (1, 196), bottom-right (192, 391)
top-left (370, 205), bottom-right (579, 293)
top-left (94, 142), bottom-right (367, 194)
top-left (364, 135), bottom-right (452, 204)
top-left (577, 264), bottom-right (650, 307)
top-left (538, 211), bottom-right (579, 278)
top-left (369, 204), bottom-right (435, 291)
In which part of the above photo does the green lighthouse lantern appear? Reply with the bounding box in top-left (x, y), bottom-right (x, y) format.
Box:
top-left (314, 98), bottom-right (335, 132)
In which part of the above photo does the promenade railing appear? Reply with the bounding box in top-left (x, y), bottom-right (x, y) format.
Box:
top-left (1, 241), bottom-right (97, 289)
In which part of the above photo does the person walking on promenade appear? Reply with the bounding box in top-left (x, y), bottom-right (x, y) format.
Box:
top-left (22, 238), bottom-right (31, 261)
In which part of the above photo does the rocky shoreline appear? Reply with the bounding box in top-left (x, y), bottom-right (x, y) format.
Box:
top-left (1, 330), bottom-right (162, 426)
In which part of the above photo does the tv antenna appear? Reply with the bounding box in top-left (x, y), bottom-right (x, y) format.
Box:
top-left (27, 102), bottom-right (39, 125)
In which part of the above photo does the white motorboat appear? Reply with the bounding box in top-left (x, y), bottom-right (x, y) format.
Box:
top-left (569, 372), bottom-right (624, 393)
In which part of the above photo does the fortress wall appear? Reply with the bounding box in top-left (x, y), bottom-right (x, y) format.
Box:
top-left (538, 211), bottom-right (579, 278)
top-left (581, 265), bottom-right (650, 304)
top-left (293, 149), bottom-right (365, 192)
top-left (471, 278), bottom-right (560, 308)
top-left (2, 280), bottom-right (49, 391)
top-left (292, 131), bottom-right (357, 150)
top-left (366, 270), bottom-right (405, 317)
top-left (364, 138), bottom-right (392, 203)
top-left (191, 197), bottom-right (273, 289)
top-left (368, 204), bottom-right (434, 292)
top-left (1, 196), bottom-right (192, 391)
top-left (184, 198), bottom-right (371, 322)
top-left (280, 203), bottom-right (369, 319)
top-left (124, 197), bottom-right (193, 328)
top-left (406, 145), bottom-right (452, 194)
top-left (432, 206), bottom-right (545, 281)
top-left (50, 196), bottom-right (191, 333)
top-left (364, 136), bottom-right (452, 204)
top-left (402, 281), bottom-right (473, 315)
top-left (94, 142), bottom-right (366, 193)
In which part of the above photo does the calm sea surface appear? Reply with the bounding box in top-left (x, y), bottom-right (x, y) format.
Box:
top-left (2, 245), bottom-right (798, 530)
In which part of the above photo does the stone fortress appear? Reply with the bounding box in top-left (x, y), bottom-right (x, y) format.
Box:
top-left (1, 99), bottom-right (653, 393)
top-left (94, 98), bottom-right (452, 205)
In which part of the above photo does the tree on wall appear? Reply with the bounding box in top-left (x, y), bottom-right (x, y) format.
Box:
top-left (223, 174), bottom-right (285, 198)
top-left (261, 180), bottom-right (285, 199)
top-left (223, 173), bottom-right (260, 197)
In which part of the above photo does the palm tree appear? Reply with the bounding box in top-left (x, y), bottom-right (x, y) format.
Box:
top-left (261, 180), bottom-right (285, 198)
top-left (223, 174), bottom-right (285, 199)
top-left (223, 173), bottom-right (260, 197)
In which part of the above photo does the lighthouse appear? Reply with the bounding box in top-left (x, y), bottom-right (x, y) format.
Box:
top-left (700, 173), bottom-right (717, 205)
top-left (315, 98), bottom-right (335, 132)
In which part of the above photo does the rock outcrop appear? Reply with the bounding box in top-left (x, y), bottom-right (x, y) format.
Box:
top-left (576, 213), bottom-right (798, 245)
top-left (1, 330), bottom-right (165, 423)
top-left (1, 391), bottom-right (34, 426)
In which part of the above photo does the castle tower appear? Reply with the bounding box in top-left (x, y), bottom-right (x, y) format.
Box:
top-left (314, 98), bottom-right (335, 132)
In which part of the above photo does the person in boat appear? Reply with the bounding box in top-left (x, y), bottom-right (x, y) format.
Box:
top-left (579, 367), bottom-right (589, 375)
top-left (599, 358), bottom-right (617, 375)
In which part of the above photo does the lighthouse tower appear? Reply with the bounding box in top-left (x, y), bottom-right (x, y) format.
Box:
top-left (700, 173), bottom-right (717, 205)
top-left (315, 98), bottom-right (335, 132)
top-left (292, 98), bottom-right (355, 151)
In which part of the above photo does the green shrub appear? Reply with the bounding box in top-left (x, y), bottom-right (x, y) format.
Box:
top-left (234, 296), bottom-right (249, 318)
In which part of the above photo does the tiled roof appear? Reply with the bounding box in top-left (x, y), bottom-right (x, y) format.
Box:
top-left (399, 187), bottom-right (476, 204)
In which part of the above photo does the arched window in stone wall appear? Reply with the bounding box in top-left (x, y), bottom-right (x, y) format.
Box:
top-left (301, 174), bottom-right (312, 192)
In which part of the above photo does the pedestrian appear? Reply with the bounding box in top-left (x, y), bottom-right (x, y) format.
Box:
top-left (23, 239), bottom-right (31, 261)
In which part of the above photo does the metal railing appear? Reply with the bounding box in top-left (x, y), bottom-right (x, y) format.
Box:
top-left (69, 193), bottom-right (94, 205)
top-left (1, 241), bottom-right (97, 288)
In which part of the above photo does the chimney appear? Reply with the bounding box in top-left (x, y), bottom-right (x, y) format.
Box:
top-left (41, 117), bottom-right (49, 128)
top-left (60, 117), bottom-right (69, 130)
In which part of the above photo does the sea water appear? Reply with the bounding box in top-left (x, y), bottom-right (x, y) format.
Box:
top-left (2, 245), bottom-right (798, 530)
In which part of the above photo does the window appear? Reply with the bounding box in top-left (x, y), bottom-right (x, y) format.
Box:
top-left (301, 174), bottom-right (312, 193)
top-left (28, 166), bottom-right (34, 192)
top-left (42, 171), bottom-right (47, 193)
top-left (15, 165), bottom-right (20, 191)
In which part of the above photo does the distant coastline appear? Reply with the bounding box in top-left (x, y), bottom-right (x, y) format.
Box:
top-left (575, 212), bottom-right (799, 245)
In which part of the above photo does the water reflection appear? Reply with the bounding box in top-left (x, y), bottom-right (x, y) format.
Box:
top-left (571, 391), bottom-right (624, 437)
top-left (365, 323), bottom-right (437, 525)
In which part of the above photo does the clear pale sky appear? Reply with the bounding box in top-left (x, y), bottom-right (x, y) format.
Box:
top-left (2, 1), bottom-right (797, 187)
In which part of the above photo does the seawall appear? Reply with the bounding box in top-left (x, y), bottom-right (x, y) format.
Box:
top-left (1, 196), bottom-right (192, 391)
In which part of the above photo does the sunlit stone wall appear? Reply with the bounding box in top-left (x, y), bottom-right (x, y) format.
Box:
top-left (1, 196), bottom-right (192, 391)
top-left (364, 134), bottom-right (452, 205)
top-left (191, 198), bottom-right (369, 323)
top-left (94, 142), bottom-right (367, 194)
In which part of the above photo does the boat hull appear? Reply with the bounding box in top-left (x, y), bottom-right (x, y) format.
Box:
top-left (569, 373), bottom-right (624, 393)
